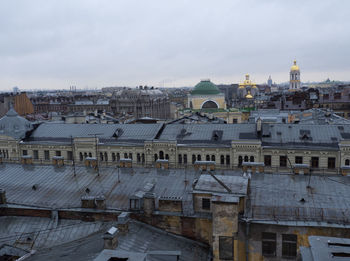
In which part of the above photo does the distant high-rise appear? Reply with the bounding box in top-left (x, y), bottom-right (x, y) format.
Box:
top-left (289, 60), bottom-right (301, 90)
top-left (267, 76), bottom-right (272, 87)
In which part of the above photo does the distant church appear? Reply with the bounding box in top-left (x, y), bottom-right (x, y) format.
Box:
top-left (289, 60), bottom-right (301, 90)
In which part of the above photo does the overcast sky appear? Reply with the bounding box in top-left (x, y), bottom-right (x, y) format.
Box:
top-left (0, 0), bottom-right (349, 91)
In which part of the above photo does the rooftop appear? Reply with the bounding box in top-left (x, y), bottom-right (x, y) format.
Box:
top-left (190, 80), bottom-right (221, 96)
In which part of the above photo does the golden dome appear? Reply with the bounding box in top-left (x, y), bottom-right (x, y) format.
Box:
top-left (245, 91), bottom-right (253, 99)
top-left (240, 74), bottom-right (257, 88)
top-left (291, 60), bottom-right (300, 71)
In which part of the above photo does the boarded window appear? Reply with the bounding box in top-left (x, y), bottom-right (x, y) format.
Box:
top-left (282, 234), bottom-right (297, 258)
top-left (202, 198), bottom-right (210, 210)
top-left (262, 232), bottom-right (276, 256)
top-left (219, 236), bottom-right (234, 260)
top-left (264, 155), bottom-right (271, 166)
top-left (280, 156), bottom-right (287, 167)
top-left (328, 157), bottom-right (336, 169)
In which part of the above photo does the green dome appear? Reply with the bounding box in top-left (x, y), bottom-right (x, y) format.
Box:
top-left (191, 80), bottom-right (220, 95)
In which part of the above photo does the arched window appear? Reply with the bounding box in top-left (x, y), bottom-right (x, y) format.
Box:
top-left (197, 155), bottom-right (201, 161)
top-left (79, 152), bottom-right (83, 161)
top-left (221, 155), bottom-right (225, 165)
top-left (250, 156), bottom-right (255, 162)
top-left (129, 153), bottom-right (132, 159)
top-left (178, 154), bottom-right (182, 164)
top-left (100, 152), bottom-right (103, 161)
top-left (112, 153), bottom-right (116, 162)
top-left (192, 154), bottom-right (196, 164)
top-left (211, 155), bottom-right (215, 162)
top-left (84, 152), bottom-right (87, 159)
top-left (117, 153), bottom-right (120, 161)
top-left (244, 155), bottom-right (249, 162)
top-left (142, 153), bottom-right (145, 163)
top-left (165, 154), bottom-right (169, 160)
top-left (154, 154), bottom-right (158, 162)
top-left (206, 155), bottom-right (210, 161)
top-left (137, 153), bottom-right (141, 163)
top-left (184, 154), bottom-right (187, 164)
top-left (104, 152), bottom-right (108, 162)
top-left (159, 151), bottom-right (164, 160)
top-left (238, 156), bottom-right (243, 166)
top-left (346, 159), bottom-right (350, 166)
top-left (226, 155), bottom-right (230, 165)
top-left (124, 153), bottom-right (128, 159)
top-left (89, 152), bottom-right (92, 157)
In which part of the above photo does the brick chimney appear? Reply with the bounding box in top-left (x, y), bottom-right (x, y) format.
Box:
top-left (103, 227), bottom-right (119, 249)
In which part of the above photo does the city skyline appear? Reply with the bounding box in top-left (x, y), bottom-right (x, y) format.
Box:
top-left (0, 0), bottom-right (349, 91)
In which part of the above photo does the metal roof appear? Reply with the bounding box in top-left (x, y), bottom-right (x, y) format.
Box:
top-left (247, 174), bottom-right (350, 225)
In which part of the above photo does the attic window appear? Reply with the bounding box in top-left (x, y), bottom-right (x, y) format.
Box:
top-left (211, 130), bottom-right (223, 141)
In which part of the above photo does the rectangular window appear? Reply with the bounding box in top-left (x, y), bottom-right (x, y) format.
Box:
top-left (22, 150), bottom-right (28, 156)
top-left (262, 232), bottom-right (276, 256)
top-left (295, 156), bottom-right (303, 164)
top-left (328, 157), bottom-right (336, 169)
top-left (311, 157), bottom-right (319, 168)
top-left (33, 150), bottom-right (39, 160)
top-left (219, 236), bottom-right (234, 260)
top-left (56, 151), bottom-right (61, 156)
top-left (282, 234), bottom-right (297, 258)
top-left (44, 150), bottom-right (50, 160)
top-left (202, 198), bottom-right (210, 210)
top-left (67, 151), bottom-right (73, 161)
top-left (280, 156), bottom-right (287, 167)
top-left (264, 155), bottom-right (271, 166)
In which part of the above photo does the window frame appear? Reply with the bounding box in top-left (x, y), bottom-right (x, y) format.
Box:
top-left (282, 234), bottom-right (297, 258)
top-left (262, 232), bottom-right (276, 257)
top-left (280, 156), bottom-right (287, 167)
top-left (264, 155), bottom-right (271, 166)
top-left (202, 198), bottom-right (211, 210)
top-left (219, 236), bottom-right (234, 260)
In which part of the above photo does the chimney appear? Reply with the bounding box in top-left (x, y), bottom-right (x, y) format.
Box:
top-left (0, 189), bottom-right (6, 204)
top-left (103, 227), bottom-right (119, 249)
top-left (256, 117), bottom-right (262, 137)
top-left (81, 195), bottom-right (96, 208)
top-left (117, 212), bottom-right (130, 234)
top-left (95, 195), bottom-right (106, 210)
top-left (143, 192), bottom-right (156, 216)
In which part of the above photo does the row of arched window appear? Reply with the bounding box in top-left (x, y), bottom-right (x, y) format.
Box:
top-left (238, 155), bottom-right (255, 166)
top-left (177, 153), bottom-right (230, 165)
top-left (79, 152), bottom-right (145, 164)
top-left (0, 149), bottom-right (9, 158)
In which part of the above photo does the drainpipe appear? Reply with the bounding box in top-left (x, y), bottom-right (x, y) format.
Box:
top-left (245, 221), bottom-right (250, 261)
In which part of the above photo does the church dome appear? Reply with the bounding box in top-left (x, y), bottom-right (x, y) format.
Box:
top-left (191, 79), bottom-right (220, 95)
top-left (0, 108), bottom-right (33, 140)
top-left (291, 60), bottom-right (300, 71)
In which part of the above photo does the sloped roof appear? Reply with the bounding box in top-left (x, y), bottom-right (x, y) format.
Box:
top-left (0, 108), bottom-right (33, 139)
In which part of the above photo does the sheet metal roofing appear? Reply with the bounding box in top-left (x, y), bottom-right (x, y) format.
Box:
top-left (158, 123), bottom-right (257, 143)
top-left (25, 220), bottom-right (209, 261)
top-left (0, 164), bottom-right (204, 210)
top-left (247, 174), bottom-right (350, 224)
top-left (27, 123), bottom-right (163, 142)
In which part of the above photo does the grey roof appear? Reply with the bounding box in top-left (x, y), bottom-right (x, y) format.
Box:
top-left (194, 174), bottom-right (248, 195)
top-left (158, 124), bottom-right (257, 144)
top-left (301, 236), bottom-right (350, 261)
top-left (26, 123), bottom-right (163, 144)
top-left (261, 124), bottom-right (347, 149)
top-left (247, 174), bottom-right (350, 225)
top-left (25, 220), bottom-right (209, 261)
top-left (0, 108), bottom-right (33, 139)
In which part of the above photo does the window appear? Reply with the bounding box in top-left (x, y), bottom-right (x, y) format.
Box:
top-left (295, 156), bottom-right (303, 164)
top-left (311, 157), bottom-right (319, 168)
top-left (221, 155), bottom-right (225, 165)
top-left (178, 154), bottom-right (182, 164)
top-left (112, 153), bottom-right (116, 162)
top-left (197, 154), bottom-right (201, 161)
top-left (206, 155), bottom-right (210, 161)
top-left (137, 153), bottom-right (141, 163)
top-left (124, 153), bottom-right (128, 159)
top-left (154, 154), bottom-right (158, 162)
top-left (244, 155), bottom-right (249, 162)
top-left (250, 156), bottom-right (254, 162)
top-left (282, 234), bottom-right (297, 258)
top-left (22, 150), bottom-right (28, 156)
top-left (67, 151), bottom-right (73, 161)
top-left (192, 154), bottom-right (196, 164)
top-left (142, 153), bottom-right (145, 163)
top-left (100, 152), bottom-right (103, 161)
top-left (165, 154), bottom-right (169, 160)
top-left (264, 155), bottom-right (271, 166)
top-left (334, 92), bottom-right (341, 99)
top-left (280, 156), bottom-right (287, 167)
top-left (159, 150), bottom-right (164, 160)
top-left (328, 157), bottom-right (336, 169)
top-left (219, 236), bottom-right (234, 260)
top-left (45, 150), bottom-right (50, 160)
top-left (262, 232), bottom-right (276, 256)
top-left (226, 155), bottom-right (230, 165)
top-left (129, 153), bottom-right (132, 160)
top-left (324, 94), bottom-right (329, 100)
top-left (183, 154), bottom-right (187, 164)
top-left (232, 119), bottom-right (238, 124)
top-left (211, 155), bottom-right (215, 162)
top-left (117, 153), bottom-right (120, 161)
top-left (55, 151), bottom-right (61, 156)
top-left (104, 152), bottom-right (108, 161)
top-left (202, 198), bottom-right (210, 210)
top-left (238, 156), bottom-right (243, 166)
top-left (33, 150), bottom-right (39, 160)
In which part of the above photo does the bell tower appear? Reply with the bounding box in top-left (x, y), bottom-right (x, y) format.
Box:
top-left (289, 60), bottom-right (300, 90)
